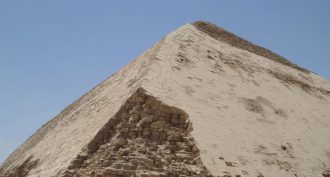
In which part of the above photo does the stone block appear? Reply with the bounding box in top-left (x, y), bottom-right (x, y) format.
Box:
top-left (150, 121), bottom-right (165, 129)
top-left (167, 131), bottom-right (182, 142)
top-left (141, 116), bottom-right (153, 123)
top-left (110, 163), bottom-right (122, 169)
top-left (143, 108), bottom-right (153, 114)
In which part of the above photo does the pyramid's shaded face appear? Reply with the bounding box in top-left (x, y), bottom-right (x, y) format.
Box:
top-left (1, 21), bottom-right (330, 177)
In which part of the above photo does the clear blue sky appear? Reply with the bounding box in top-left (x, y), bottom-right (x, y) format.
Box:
top-left (0, 1), bottom-right (329, 164)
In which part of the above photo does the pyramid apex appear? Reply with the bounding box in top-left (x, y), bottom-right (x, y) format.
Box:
top-left (191, 21), bottom-right (310, 73)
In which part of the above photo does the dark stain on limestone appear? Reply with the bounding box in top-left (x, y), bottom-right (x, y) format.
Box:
top-left (323, 169), bottom-right (330, 177)
top-left (268, 70), bottom-right (313, 92)
top-left (257, 173), bottom-right (265, 177)
top-left (254, 145), bottom-right (277, 157)
top-left (205, 50), bottom-right (224, 74)
top-left (268, 70), bottom-right (330, 96)
top-left (242, 98), bottom-right (264, 115)
top-left (241, 96), bottom-right (288, 120)
top-left (217, 51), bottom-right (259, 77)
top-left (184, 86), bottom-right (195, 96)
top-left (225, 161), bottom-right (237, 167)
top-left (66, 88), bottom-right (213, 177)
top-left (192, 21), bottom-right (310, 73)
top-left (176, 52), bottom-right (194, 67)
top-left (255, 144), bottom-right (296, 173)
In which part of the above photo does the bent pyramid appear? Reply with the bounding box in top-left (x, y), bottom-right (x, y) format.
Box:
top-left (1, 21), bottom-right (330, 177)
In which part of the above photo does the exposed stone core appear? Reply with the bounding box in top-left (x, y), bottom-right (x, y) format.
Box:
top-left (63, 88), bottom-right (211, 177)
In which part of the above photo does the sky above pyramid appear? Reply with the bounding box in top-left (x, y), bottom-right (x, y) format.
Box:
top-left (0, 0), bottom-right (329, 164)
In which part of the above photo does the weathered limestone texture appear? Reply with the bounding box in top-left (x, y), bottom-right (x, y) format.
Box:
top-left (0, 157), bottom-right (38, 177)
top-left (1, 21), bottom-right (330, 177)
top-left (65, 88), bottom-right (211, 177)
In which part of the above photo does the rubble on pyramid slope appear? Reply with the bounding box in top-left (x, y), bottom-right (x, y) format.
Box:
top-left (1, 21), bottom-right (330, 177)
top-left (64, 88), bottom-right (211, 177)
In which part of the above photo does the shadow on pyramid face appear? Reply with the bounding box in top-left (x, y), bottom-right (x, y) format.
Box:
top-left (64, 87), bottom-right (213, 177)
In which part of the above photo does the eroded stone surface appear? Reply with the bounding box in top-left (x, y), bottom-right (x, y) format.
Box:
top-left (0, 156), bottom-right (38, 177)
top-left (64, 88), bottom-right (211, 177)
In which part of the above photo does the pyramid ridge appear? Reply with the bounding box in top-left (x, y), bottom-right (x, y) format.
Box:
top-left (192, 21), bottom-right (310, 73)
